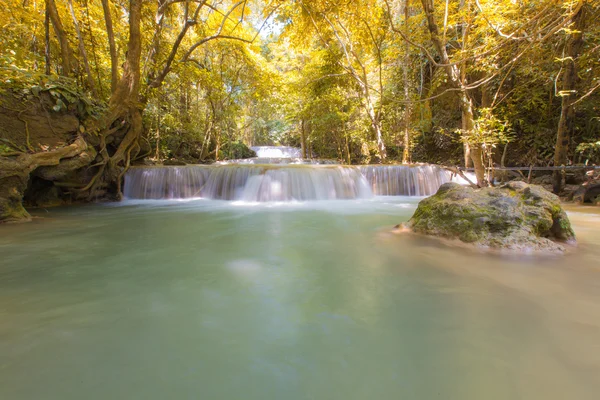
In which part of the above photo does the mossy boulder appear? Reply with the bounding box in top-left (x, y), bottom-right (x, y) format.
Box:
top-left (403, 181), bottom-right (576, 253)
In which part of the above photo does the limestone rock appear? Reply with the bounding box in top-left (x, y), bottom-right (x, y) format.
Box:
top-left (403, 181), bottom-right (576, 253)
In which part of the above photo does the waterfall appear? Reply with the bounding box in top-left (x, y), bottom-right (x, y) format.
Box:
top-left (124, 163), bottom-right (453, 201)
top-left (250, 146), bottom-right (302, 158)
top-left (124, 165), bottom-right (372, 201)
top-left (359, 165), bottom-right (452, 196)
top-left (123, 166), bottom-right (212, 199)
top-left (218, 157), bottom-right (337, 165)
top-left (236, 166), bottom-right (372, 202)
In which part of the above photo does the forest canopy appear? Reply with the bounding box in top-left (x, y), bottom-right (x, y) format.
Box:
top-left (0, 0), bottom-right (599, 194)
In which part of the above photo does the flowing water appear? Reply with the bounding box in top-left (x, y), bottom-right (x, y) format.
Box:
top-left (217, 157), bottom-right (338, 165)
top-left (359, 165), bottom-right (452, 196)
top-left (251, 146), bottom-right (303, 158)
top-left (1, 197), bottom-right (600, 400)
top-left (123, 164), bottom-right (453, 200)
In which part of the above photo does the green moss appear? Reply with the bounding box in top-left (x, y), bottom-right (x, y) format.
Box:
top-left (1, 201), bottom-right (31, 223)
top-left (459, 230), bottom-right (479, 243)
top-left (405, 181), bottom-right (576, 252)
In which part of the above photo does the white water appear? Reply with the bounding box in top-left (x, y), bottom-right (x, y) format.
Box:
top-left (250, 146), bottom-right (302, 158)
top-left (237, 167), bottom-right (372, 202)
top-left (123, 165), bottom-right (212, 200)
top-left (359, 165), bottom-right (452, 196)
top-left (125, 146), bottom-right (457, 201)
top-left (125, 165), bottom-right (372, 201)
top-left (124, 164), bottom-right (454, 201)
top-left (217, 157), bottom-right (337, 165)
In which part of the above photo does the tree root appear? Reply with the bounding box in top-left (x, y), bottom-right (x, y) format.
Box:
top-left (0, 138), bottom-right (27, 153)
top-left (443, 166), bottom-right (479, 188)
top-left (73, 106), bottom-right (143, 200)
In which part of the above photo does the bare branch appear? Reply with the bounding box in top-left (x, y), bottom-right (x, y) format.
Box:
top-left (149, 1), bottom-right (210, 88)
top-left (572, 81), bottom-right (600, 105)
top-left (182, 1), bottom-right (280, 62)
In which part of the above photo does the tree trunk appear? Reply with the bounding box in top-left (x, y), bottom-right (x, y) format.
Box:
top-left (67, 0), bottom-right (97, 96)
top-left (300, 119), bottom-right (308, 159)
top-left (345, 131), bottom-right (351, 165)
top-left (459, 91), bottom-right (486, 185)
top-left (462, 94), bottom-right (472, 168)
top-left (420, 0), bottom-right (485, 185)
top-left (46, 0), bottom-right (77, 76)
top-left (463, 143), bottom-right (472, 168)
top-left (373, 120), bottom-right (387, 161)
top-left (215, 132), bottom-right (221, 162)
top-left (402, 0), bottom-right (411, 164)
top-left (44, 3), bottom-right (51, 75)
top-left (83, 0), bottom-right (143, 200)
top-left (155, 111), bottom-right (160, 160)
top-left (101, 0), bottom-right (119, 93)
top-left (365, 99), bottom-right (386, 161)
top-left (553, 2), bottom-right (585, 194)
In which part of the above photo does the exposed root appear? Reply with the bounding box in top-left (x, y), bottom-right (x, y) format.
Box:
top-left (23, 119), bottom-right (35, 152)
top-left (442, 166), bottom-right (479, 188)
top-left (116, 144), bottom-right (136, 196)
top-left (77, 163), bottom-right (106, 193)
top-left (0, 138), bottom-right (27, 153)
top-left (134, 136), bottom-right (152, 161)
top-left (72, 105), bottom-right (143, 200)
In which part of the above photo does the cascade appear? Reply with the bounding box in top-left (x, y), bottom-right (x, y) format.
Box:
top-left (124, 146), bottom-right (454, 201)
top-left (123, 165), bottom-right (212, 199)
top-left (124, 165), bottom-right (372, 201)
top-left (217, 157), bottom-right (337, 165)
top-left (359, 165), bottom-right (452, 196)
top-left (250, 146), bottom-right (302, 158)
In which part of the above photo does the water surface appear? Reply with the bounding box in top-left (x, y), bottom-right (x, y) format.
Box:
top-left (1, 198), bottom-right (599, 399)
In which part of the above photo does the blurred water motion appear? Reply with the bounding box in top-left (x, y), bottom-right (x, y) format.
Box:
top-left (124, 164), bottom-right (453, 200)
top-left (0, 199), bottom-right (599, 399)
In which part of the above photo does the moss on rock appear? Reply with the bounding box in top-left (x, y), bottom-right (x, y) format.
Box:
top-left (403, 181), bottom-right (576, 253)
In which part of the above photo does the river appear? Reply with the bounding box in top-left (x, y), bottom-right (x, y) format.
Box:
top-left (1, 198), bottom-right (599, 399)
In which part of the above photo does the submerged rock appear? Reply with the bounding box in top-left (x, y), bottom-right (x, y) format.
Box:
top-left (402, 181), bottom-right (576, 253)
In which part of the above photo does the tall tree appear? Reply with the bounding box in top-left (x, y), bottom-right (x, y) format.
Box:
top-left (401, 0), bottom-right (411, 164)
top-left (553, 1), bottom-right (585, 194)
top-left (46, 0), bottom-right (77, 76)
top-left (67, 0), bottom-right (97, 95)
top-left (419, 0), bottom-right (486, 185)
top-left (100, 0), bottom-right (119, 94)
top-left (297, 0), bottom-right (389, 161)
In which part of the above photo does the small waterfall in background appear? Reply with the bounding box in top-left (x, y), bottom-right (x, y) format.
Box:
top-left (217, 157), bottom-right (337, 165)
top-left (250, 146), bottom-right (302, 158)
top-left (124, 147), bottom-right (454, 201)
top-left (359, 165), bottom-right (452, 196)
